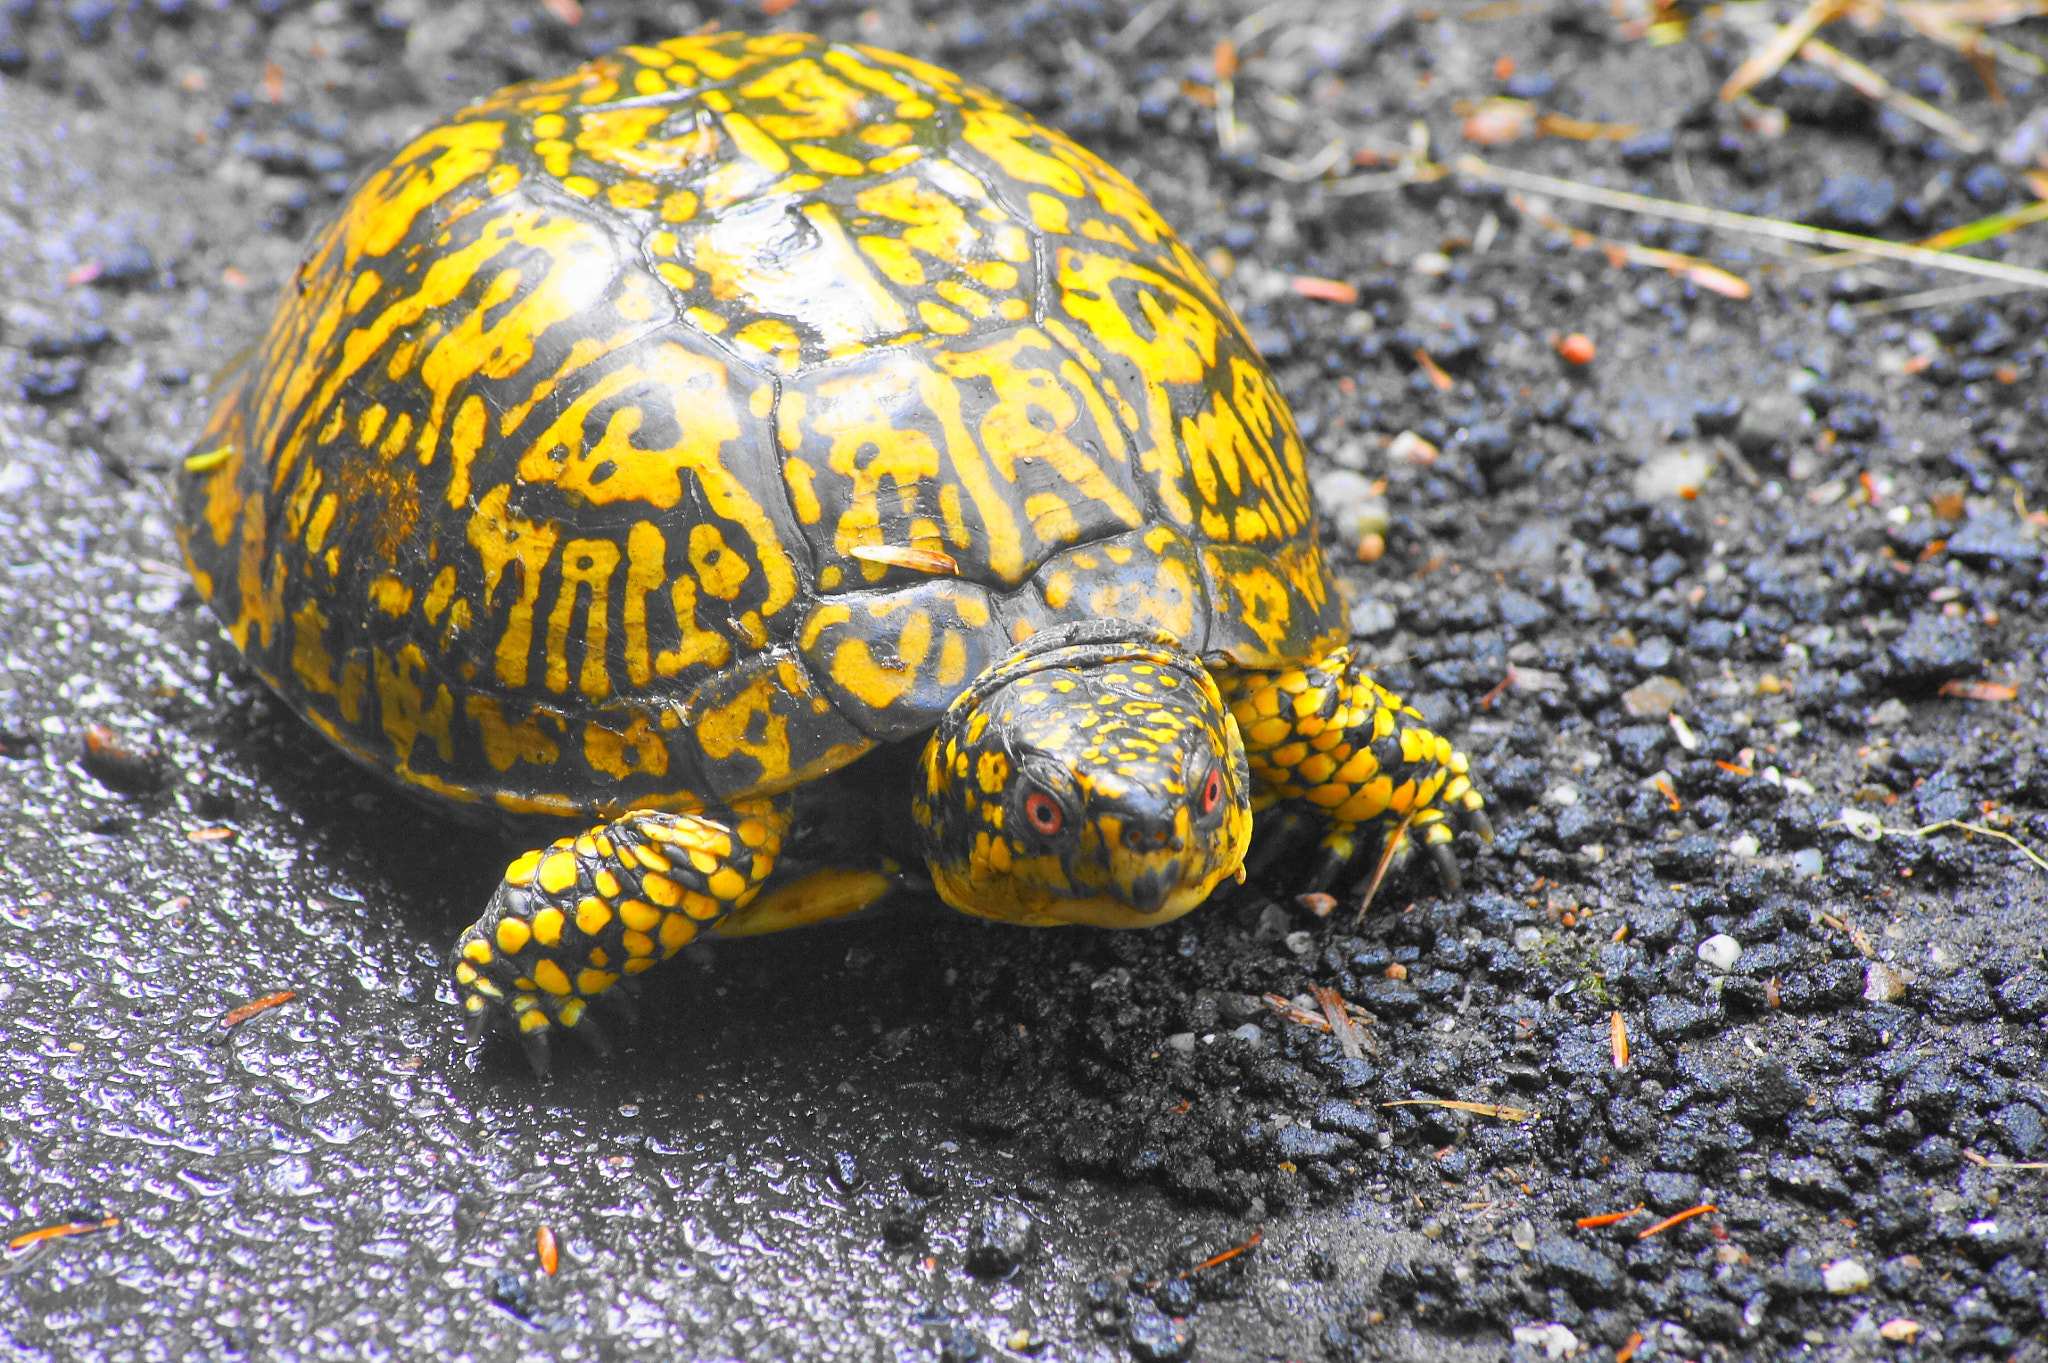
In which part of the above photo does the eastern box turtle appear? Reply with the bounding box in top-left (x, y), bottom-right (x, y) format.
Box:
top-left (177, 31), bottom-right (1488, 1070)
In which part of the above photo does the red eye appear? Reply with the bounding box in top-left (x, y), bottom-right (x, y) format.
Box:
top-left (1200, 767), bottom-right (1223, 814)
top-left (1024, 791), bottom-right (1064, 835)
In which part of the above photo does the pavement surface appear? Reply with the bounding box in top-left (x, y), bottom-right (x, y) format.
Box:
top-left (1, 2), bottom-right (2046, 1361)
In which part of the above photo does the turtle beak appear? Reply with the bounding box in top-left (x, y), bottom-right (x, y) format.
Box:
top-left (1123, 864), bottom-right (1177, 915)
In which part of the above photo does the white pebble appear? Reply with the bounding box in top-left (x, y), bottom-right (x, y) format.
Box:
top-left (1864, 963), bottom-right (1908, 1004)
top-left (1697, 934), bottom-right (1742, 972)
top-left (1165, 1032), bottom-right (1196, 1055)
top-left (1543, 784), bottom-right (1580, 808)
top-left (1633, 446), bottom-right (1715, 502)
top-left (1511, 1324), bottom-right (1580, 1360)
top-left (1729, 833), bottom-right (1761, 858)
top-left (1284, 930), bottom-right (1316, 957)
top-left (1513, 926), bottom-right (1544, 953)
top-left (1788, 848), bottom-right (1825, 879)
top-left (1823, 1259), bottom-right (1872, 1294)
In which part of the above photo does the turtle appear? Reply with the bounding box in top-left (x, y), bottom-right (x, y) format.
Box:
top-left (176, 30), bottom-right (1490, 1071)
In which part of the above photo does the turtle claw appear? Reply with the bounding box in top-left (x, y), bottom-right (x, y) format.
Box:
top-left (1303, 844), bottom-right (1349, 895)
top-left (518, 1026), bottom-right (552, 1079)
top-left (566, 1009), bottom-right (612, 1057)
top-left (1428, 838), bottom-right (1464, 892)
top-left (591, 986), bottom-right (639, 1027)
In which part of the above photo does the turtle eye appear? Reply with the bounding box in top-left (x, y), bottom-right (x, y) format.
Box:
top-left (1023, 790), bottom-right (1064, 836)
top-left (1199, 767), bottom-right (1223, 815)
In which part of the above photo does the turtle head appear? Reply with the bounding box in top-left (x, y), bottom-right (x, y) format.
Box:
top-left (913, 624), bottom-right (1252, 929)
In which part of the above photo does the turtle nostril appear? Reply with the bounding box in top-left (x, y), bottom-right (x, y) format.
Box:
top-left (1120, 819), bottom-right (1180, 853)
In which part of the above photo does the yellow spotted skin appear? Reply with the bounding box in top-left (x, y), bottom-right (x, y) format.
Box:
top-left (452, 802), bottom-right (787, 1038)
top-left (1217, 647), bottom-right (1489, 868)
top-left (169, 32), bottom-right (1487, 1063)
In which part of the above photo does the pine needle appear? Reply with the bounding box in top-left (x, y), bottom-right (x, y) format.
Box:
top-left (1455, 156), bottom-right (2048, 294)
top-left (1720, 0), bottom-right (1851, 102)
top-left (1384, 1099), bottom-right (1536, 1122)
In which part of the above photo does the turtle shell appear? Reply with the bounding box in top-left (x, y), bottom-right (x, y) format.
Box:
top-left (177, 30), bottom-right (1343, 821)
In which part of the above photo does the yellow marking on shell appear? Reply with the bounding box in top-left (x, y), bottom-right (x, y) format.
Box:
top-left (495, 917), bottom-right (532, 955)
top-left (464, 695), bottom-right (561, 773)
top-left (533, 960), bottom-right (571, 996)
top-left (371, 643), bottom-right (455, 774)
top-left (859, 234), bottom-right (925, 287)
top-left (530, 906), bottom-right (565, 947)
top-left (707, 868), bottom-right (747, 902)
top-left (463, 938), bottom-right (494, 966)
top-left (857, 122), bottom-right (913, 147)
top-left (621, 930), bottom-right (654, 957)
top-left (518, 1010), bottom-right (550, 1033)
top-left (641, 873), bottom-right (682, 907)
top-left (576, 967), bottom-right (617, 996)
top-left (660, 912), bottom-right (699, 949)
top-left (557, 997), bottom-right (587, 1028)
top-left (1027, 192), bottom-right (1070, 234)
top-left (620, 899), bottom-right (661, 933)
top-left (790, 142), bottom-right (867, 176)
top-left (917, 300), bottom-right (970, 334)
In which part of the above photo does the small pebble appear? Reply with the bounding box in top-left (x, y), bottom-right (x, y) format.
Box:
top-left (1633, 448), bottom-right (1714, 501)
top-left (1812, 175), bottom-right (1896, 230)
top-left (964, 1204), bottom-right (1036, 1278)
top-left (1164, 1032), bottom-right (1196, 1055)
top-left (1621, 676), bottom-right (1686, 718)
top-left (1729, 833), bottom-right (1760, 857)
top-left (1697, 934), bottom-right (1742, 972)
top-left (1556, 333), bottom-right (1595, 365)
top-left (1788, 848), bottom-right (1825, 879)
top-left (1513, 927), bottom-right (1544, 953)
top-left (1283, 930), bottom-right (1315, 956)
top-left (1126, 1301), bottom-right (1195, 1362)
top-left (1863, 963), bottom-right (1908, 1004)
top-left (1511, 1323), bottom-right (1580, 1360)
top-left (1822, 1259), bottom-right (1871, 1294)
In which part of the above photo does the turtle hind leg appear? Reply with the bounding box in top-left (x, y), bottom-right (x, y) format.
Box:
top-left (451, 800), bottom-right (791, 1074)
top-left (1219, 646), bottom-right (1489, 905)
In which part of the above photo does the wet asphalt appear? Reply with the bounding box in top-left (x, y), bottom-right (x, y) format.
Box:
top-left (2, 2), bottom-right (2048, 1361)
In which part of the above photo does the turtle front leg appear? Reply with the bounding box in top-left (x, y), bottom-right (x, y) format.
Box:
top-left (1217, 646), bottom-right (1490, 897)
top-left (451, 800), bottom-right (792, 1074)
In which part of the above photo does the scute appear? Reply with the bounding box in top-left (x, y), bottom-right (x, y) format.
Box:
top-left (176, 30), bottom-right (1341, 819)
